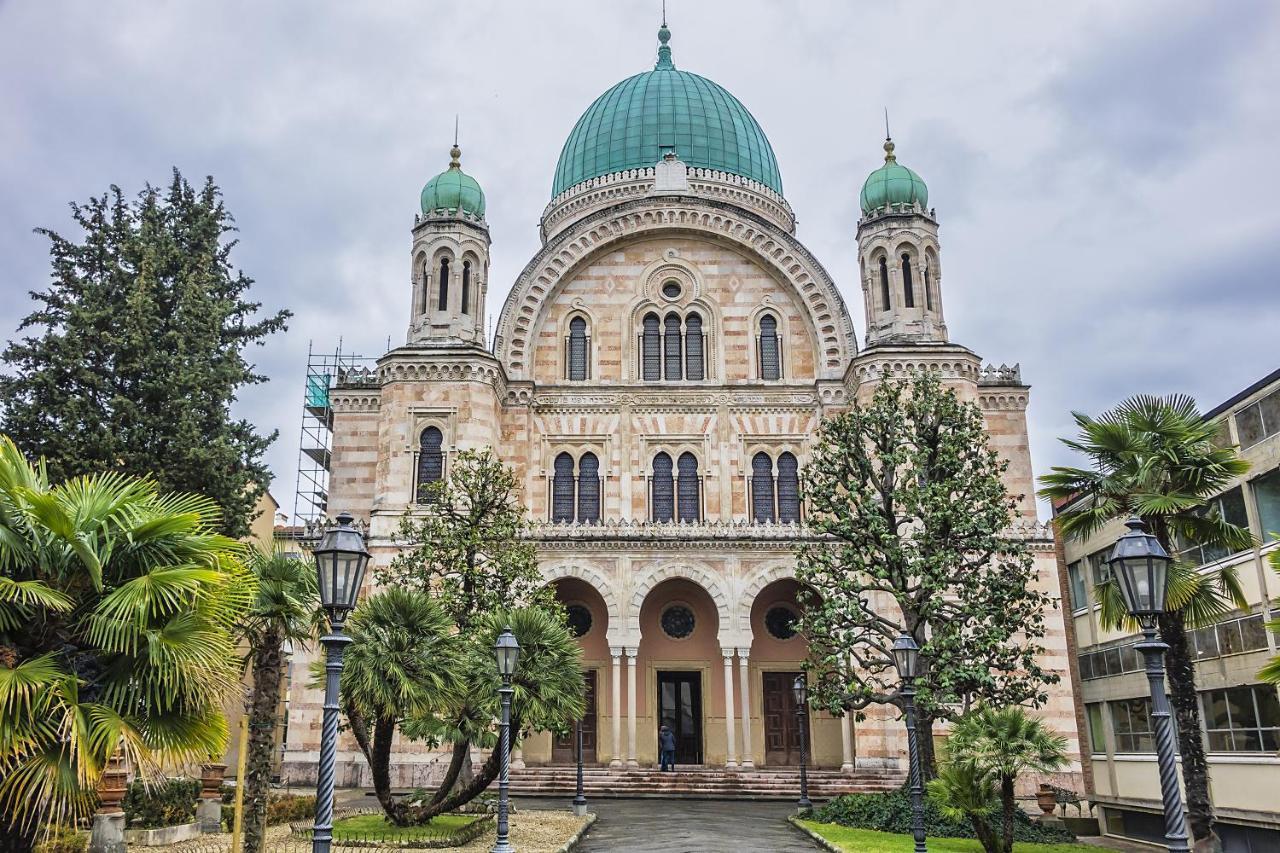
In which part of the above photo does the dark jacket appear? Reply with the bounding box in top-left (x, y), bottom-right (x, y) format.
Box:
top-left (659, 729), bottom-right (677, 752)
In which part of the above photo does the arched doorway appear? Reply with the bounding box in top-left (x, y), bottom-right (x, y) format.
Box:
top-left (550, 577), bottom-right (610, 765)
top-left (749, 578), bottom-right (811, 767)
top-left (637, 577), bottom-right (722, 766)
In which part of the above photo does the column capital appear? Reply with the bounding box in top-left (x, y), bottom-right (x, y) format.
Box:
top-left (624, 646), bottom-right (638, 660)
top-left (609, 646), bottom-right (623, 659)
top-left (736, 647), bottom-right (751, 660)
top-left (721, 647), bottom-right (737, 661)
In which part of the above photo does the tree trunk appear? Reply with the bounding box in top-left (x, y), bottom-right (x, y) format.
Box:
top-left (1000, 774), bottom-right (1016, 853)
top-left (429, 740), bottom-right (471, 805)
top-left (403, 716), bottom-right (522, 823)
top-left (370, 716), bottom-right (404, 824)
top-left (242, 628), bottom-right (283, 853)
top-left (969, 813), bottom-right (1001, 853)
top-left (1159, 611), bottom-right (1219, 851)
top-left (915, 713), bottom-right (938, 780)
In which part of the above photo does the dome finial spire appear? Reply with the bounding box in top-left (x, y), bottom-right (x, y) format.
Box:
top-left (449, 115), bottom-right (462, 170)
top-left (656, 5), bottom-right (674, 69)
top-left (883, 107), bottom-right (896, 163)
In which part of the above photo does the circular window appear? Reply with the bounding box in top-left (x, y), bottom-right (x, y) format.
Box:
top-left (765, 605), bottom-right (799, 641)
top-left (566, 604), bottom-right (593, 638)
top-left (661, 280), bottom-right (682, 300)
top-left (660, 604), bottom-right (696, 639)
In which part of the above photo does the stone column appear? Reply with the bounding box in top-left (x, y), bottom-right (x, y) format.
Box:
top-left (610, 647), bottom-right (622, 767)
top-left (840, 712), bottom-right (855, 774)
top-left (722, 648), bottom-right (738, 768)
top-left (511, 747), bottom-right (525, 771)
top-left (737, 648), bottom-right (754, 768)
top-left (626, 647), bottom-right (638, 767)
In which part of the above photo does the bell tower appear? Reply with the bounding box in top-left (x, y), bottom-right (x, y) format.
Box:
top-left (409, 144), bottom-right (490, 347)
top-left (856, 136), bottom-right (947, 346)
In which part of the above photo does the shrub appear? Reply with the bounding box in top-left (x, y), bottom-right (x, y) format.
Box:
top-left (812, 787), bottom-right (1076, 845)
top-left (121, 778), bottom-right (201, 829)
top-left (34, 827), bottom-right (87, 853)
top-left (220, 792), bottom-right (315, 831)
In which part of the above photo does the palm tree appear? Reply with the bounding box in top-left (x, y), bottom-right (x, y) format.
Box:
top-left (0, 436), bottom-right (250, 853)
top-left (943, 705), bottom-right (1069, 853)
top-left (1039, 394), bottom-right (1253, 850)
top-left (237, 549), bottom-right (320, 853)
top-left (1260, 549), bottom-right (1280, 685)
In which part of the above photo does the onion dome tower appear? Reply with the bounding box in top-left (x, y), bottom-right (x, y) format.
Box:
top-left (856, 136), bottom-right (947, 346)
top-left (409, 143), bottom-right (490, 347)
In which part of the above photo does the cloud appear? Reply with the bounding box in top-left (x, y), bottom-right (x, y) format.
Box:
top-left (1, 0), bottom-right (1277, 521)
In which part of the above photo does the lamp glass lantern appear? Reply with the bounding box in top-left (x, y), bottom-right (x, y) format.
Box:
top-left (312, 511), bottom-right (371, 625)
top-left (792, 674), bottom-right (807, 708)
top-left (495, 627), bottom-right (521, 678)
top-left (1107, 517), bottom-right (1172, 622)
top-left (892, 633), bottom-right (920, 680)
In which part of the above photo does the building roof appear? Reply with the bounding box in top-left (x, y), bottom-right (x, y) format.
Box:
top-left (860, 138), bottom-right (928, 215)
top-left (421, 145), bottom-right (486, 218)
top-left (551, 22), bottom-right (782, 197)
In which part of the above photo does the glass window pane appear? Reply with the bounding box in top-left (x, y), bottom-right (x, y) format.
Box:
top-left (1219, 621), bottom-right (1245, 656)
top-left (1068, 561), bottom-right (1087, 610)
top-left (552, 453), bottom-right (575, 523)
top-left (1255, 686), bottom-right (1280, 726)
top-left (1237, 403), bottom-right (1265, 448)
top-left (751, 452), bottom-right (775, 523)
top-left (1204, 689), bottom-right (1230, 728)
top-left (1252, 467), bottom-right (1280, 542)
top-left (1104, 647), bottom-right (1122, 676)
top-left (1087, 703), bottom-right (1106, 753)
top-left (1196, 626), bottom-right (1220, 659)
top-left (777, 453), bottom-right (801, 523)
top-left (1079, 652), bottom-right (1095, 681)
top-left (1219, 487), bottom-right (1249, 531)
top-left (1208, 731), bottom-right (1234, 752)
top-left (1259, 388), bottom-right (1280, 440)
top-left (1240, 615), bottom-right (1268, 651)
top-left (1228, 686), bottom-right (1260, 729)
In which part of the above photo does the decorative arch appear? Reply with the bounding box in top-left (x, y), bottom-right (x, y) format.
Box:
top-left (629, 563), bottom-right (732, 632)
top-left (494, 200), bottom-right (857, 379)
top-left (737, 562), bottom-right (798, 630)
top-left (542, 564), bottom-right (621, 624)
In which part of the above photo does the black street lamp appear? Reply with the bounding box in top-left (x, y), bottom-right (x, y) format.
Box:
top-left (572, 717), bottom-right (587, 816)
top-left (492, 627), bottom-right (521, 853)
top-left (792, 675), bottom-right (812, 811)
top-left (310, 512), bottom-right (370, 853)
top-left (1108, 518), bottom-right (1189, 853)
top-left (892, 633), bottom-right (927, 853)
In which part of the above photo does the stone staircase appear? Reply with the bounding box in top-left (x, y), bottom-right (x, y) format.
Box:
top-left (507, 765), bottom-right (904, 800)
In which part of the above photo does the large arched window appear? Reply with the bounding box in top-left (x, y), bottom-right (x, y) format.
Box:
top-left (758, 314), bottom-right (780, 380)
top-left (437, 258), bottom-right (450, 311)
top-left (416, 426), bottom-right (444, 502)
top-left (777, 452), bottom-right (800, 523)
top-left (664, 313), bottom-right (683, 380)
top-left (552, 452), bottom-right (576, 523)
top-left (419, 259), bottom-right (430, 315)
top-left (685, 312), bottom-right (704, 380)
top-left (751, 452), bottom-right (775, 522)
top-left (651, 452), bottom-right (674, 522)
top-left (567, 316), bottom-right (589, 381)
top-left (901, 254), bottom-right (915, 308)
top-left (577, 452), bottom-right (600, 523)
top-left (878, 256), bottom-right (891, 311)
top-left (642, 313), bottom-right (661, 381)
top-left (677, 452), bottom-right (700, 522)
top-left (461, 260), bottom-right (472, 315)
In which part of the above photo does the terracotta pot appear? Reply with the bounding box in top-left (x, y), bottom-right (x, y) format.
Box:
top-left (200, 763), bottom-right (227, 797)
top-left (97, 753), bottom-right (128, 812)
top-left (1036, 782), bottom-right (1057, 816)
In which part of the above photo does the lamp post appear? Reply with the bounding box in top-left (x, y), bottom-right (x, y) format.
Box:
top-left (493, 627), bottom-right (521, 853)
top-left (572, 717), bottom-right (588, 816)
top-left (310, 512), bottom-right (370, 853)
top-left (892, 633), bottom-right (927, 853)
top-left (1107, 518), bottom-right (1189, 853)
top-left (792, 675), bottom-right (812, 811)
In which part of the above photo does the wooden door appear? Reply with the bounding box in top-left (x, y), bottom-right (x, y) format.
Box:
top-left (657, 671), bottom-right (703, 765)
top-left (552, 669), bottom-right (597, 764)
top-left (763, 671), bottom-right (806, 766)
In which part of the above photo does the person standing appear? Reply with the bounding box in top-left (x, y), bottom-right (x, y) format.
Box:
top-left (658, 724), bottom-right (677, 772)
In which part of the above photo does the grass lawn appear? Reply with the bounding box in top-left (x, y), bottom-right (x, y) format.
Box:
top-left (796, 820), bottom-right (1096, 853)
top-left (332, 812), bottom-right (482, 840)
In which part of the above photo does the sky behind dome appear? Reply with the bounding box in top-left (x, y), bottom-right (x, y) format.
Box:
top-left (2, 0), bottom-right (1278, 521)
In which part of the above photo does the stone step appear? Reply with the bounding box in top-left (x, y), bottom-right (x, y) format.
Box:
top-left (507, 766), bottom-right (904, 799)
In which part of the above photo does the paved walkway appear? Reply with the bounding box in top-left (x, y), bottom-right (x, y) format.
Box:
top-left (521, 797), bottom-right (820, 853)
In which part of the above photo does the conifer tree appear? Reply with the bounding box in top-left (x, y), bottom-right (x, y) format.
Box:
top-left (796, 371), bottom-right (1058, 775)
top-left (0, 171), bottom-right (289, 536)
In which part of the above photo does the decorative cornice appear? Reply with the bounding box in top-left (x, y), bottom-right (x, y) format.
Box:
top-left (496, 196), bottom-right (856, 382)
top-left (376, 347), bottom-right (507, 394)
top-left (978, 363), bottom-right (1023, 386)
top-left (330, 392), bottom-right (381, 413)
top-left (521, 386), bottom-right (820, 415)
top-left (848, 345), bottom-right (982, 386)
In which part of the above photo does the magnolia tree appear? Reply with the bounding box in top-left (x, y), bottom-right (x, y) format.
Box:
top-left (796, 372), bottom-right (1058, 774)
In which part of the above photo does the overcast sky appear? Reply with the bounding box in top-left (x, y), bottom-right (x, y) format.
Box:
top-left (3, 0), bottom-right (1278, 522)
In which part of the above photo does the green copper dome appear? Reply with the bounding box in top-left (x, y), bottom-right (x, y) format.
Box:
top-left (421, 145), bottom-right (486, 218)
top-left (859, 139), bottom-right (928, 215)
top-left (551, 24), bottom-right (782, 197)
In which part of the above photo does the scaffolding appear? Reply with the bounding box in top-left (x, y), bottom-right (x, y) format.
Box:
top-left (291, 341), bottom-right (379, 525)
